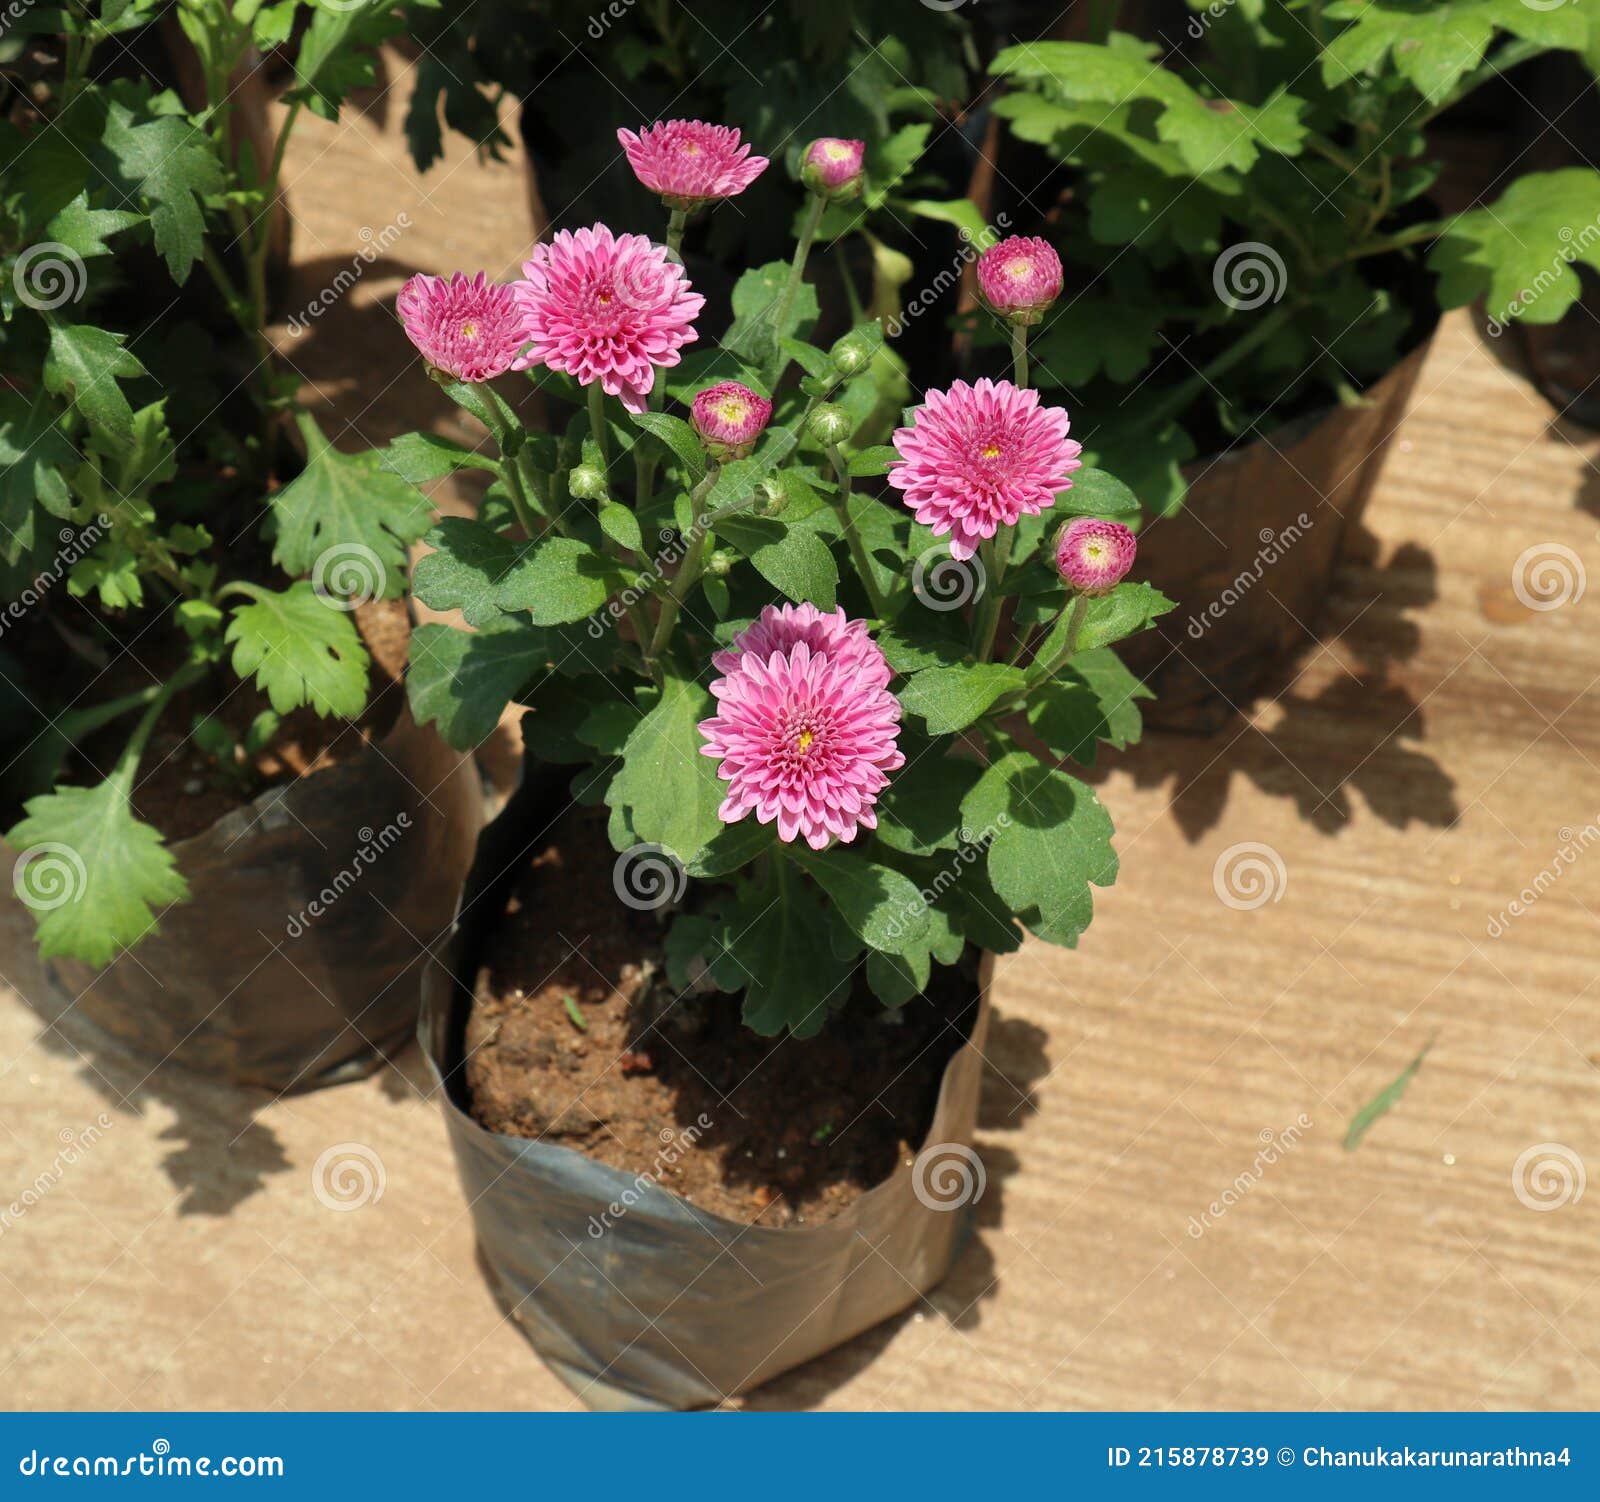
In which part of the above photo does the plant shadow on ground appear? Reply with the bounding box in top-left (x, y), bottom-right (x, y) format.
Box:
top-left (1084, 531), bottom-right (1461, 843)
top-left (741, 1008), bottom-right (1047, 1410)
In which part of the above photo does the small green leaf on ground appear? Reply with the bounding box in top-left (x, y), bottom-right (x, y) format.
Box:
top-left (561, 994), bottom-right (587, 1032)
top-left (1344, 1036), bottom-right (1436, 1151)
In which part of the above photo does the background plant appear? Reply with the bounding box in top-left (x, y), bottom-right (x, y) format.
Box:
top-left (0, 1), bottom-right (440, 964)
top-left (986, 0), bottom-right (1600, 514)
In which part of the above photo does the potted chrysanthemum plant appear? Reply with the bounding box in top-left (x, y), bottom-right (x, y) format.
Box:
top-left (399, 119), bottom-right (1169, 1410)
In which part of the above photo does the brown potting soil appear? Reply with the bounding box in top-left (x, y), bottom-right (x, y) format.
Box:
top-left (466, 805), bottom-right (979, 1228)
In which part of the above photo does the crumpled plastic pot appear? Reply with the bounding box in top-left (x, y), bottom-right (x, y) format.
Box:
top-left (18, 708), bottom-right (481, 1094)
top-left (418, 774), bottom-right (990, 1409)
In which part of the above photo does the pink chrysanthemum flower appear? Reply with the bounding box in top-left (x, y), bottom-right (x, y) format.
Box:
top-left (512, 224), bottom-right (704, 412)
top-left (887, 377), bottom-right (1082, 561)
top-left (976, 235), bottom-right (1063, 324)
top-left (617, 121), bottom-right (769, 211)
top-left (1056, 517), bottom-right (1137, 595)
top-left (699, 638), bottom-right (904, 850)
top-left (690, 380), bottom-right (772, 461)
top-left (396, 271), bottom-right (529, 382)
top-left (710, 603), bottom-right (892, 689)
top-left (801, 137), bottom-right (866, 197)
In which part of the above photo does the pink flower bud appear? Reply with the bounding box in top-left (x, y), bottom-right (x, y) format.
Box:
top-left (977, 235), bottom-right (1063, 325)
top-left (800, 138), bottom-right (865, 199)
top-left (617, 121), bottom-right (768, 212)
top-left (1055, 517), bottom-right (1137, 595)
top-left (690, 381), bottom-right (772, 460)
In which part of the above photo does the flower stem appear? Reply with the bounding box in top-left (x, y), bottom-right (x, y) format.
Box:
top-left (502, 450), bottom-right (543, 540)
top-left (646, 466), bottom-right (719, 668)
top-left (1029, 592), bottom-right (1091, 685)
top-left (972, 526), bottom-right (1014, 663)
top-left (587, 381), bottom-right (611, 474)
top-left (665, 207), bottom-right (688, 261)
top-left (824, 443), bottom-right (888, 618)
top-left (1011, 322), bottom-right (1029, 388)
top-left (766, 193), bottom-right (825, 388)
top-left (1140, 300), bottom-right (1298, 434)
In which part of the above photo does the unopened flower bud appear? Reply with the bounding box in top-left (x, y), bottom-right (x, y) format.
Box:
top-left (569, 462), bottom-right (608, 501)
top-left (1055, 517), bottom-right (1136, 595)
top-left (830, 332), bottom-right (872, 375)
top-left (976, 235), bottom-right (1063, 326)
top-left (808, 403), bottom-right (853, 446)
top-left (707, 548), bottom-right (736, 577)
top-left (756, 477), bottom-right (788, 517)
top-left (691, 380), bottom-right (772, 461)
top-left (800, 138), bottom-right (865, 201)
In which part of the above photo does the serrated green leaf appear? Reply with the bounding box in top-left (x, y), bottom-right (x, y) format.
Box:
top-left (8, 777), bottom-right (187, 966)
top-left (712, 878), bottom-right (854, 1038)
top-left (629, 411), bottom-right (706, 482)
top-left (787, 845), bottom-right (936, 961)
top-left (381, 430), bottom-right (499, 484)
top-left (899, 663), bottom-right (1026, 735)
top-left (270, 413), bottom-right (432, 594)
top-left (607, 671), bottom-right (726, 868)
top-left (97, 99), bottom-right (224, 282)
top-left (406, 617), bottom-right (556, 750)
top-left (0, 392), bottom-right (76, 563)
top-left (44, 323), bottom-right (146, 450)
top-left (225, 582), bottom-right (370, 719)
top-left (725, 260), bottom-right (821, 365)
top-left (714, 514), bottom-right (838, 608)
top-left (412, 517), bottom-right (533, 627)
top-left (1027, 647), bottom-right (1151, 765)
top-left (494, 535), bottom-right (635, 626)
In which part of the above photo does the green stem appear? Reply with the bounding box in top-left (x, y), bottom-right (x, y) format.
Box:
top-left (1029, 592), bottom-right (1091, 686)
top-left (109, 663), bottom-right (210, 797)
top-left (765, 193), bottom-right (826, 388)
top-left (1141, 300), bottom-right (1299, 434)
top-left (646, 467), bottom-right (719, 667)
top-left (665, 207), bottom-right (688, 261)
top-left (502, 451), bottom-right (542, 540)
top-left (824, 443), bottom-right (888, 618)
top-left (1010, 322), bottom-right (1029, 388)
top-left (972, 526), bottom-right (1015, 664)
top-left (1344, 219), bottom-right (1446, 263)
top-left (587, 381), bottom-right (611, 473)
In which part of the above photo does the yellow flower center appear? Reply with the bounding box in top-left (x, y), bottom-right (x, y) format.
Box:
top-left (795, 728), bottom-right (815, 755)
top-left (715, 397), bottom-right (748, 424)
top-left (825, 142), bottom-right (851, 160)
top-left (979, 442), bottom-right (1002, 460)
top-left (597, 292), bottom-right (613, 306)
top-left (1005, 259), bottom-right (1032, 281)
top-left (1084, 540), bottom-right (1107, 563)
top-left (680, 141), bottom-right (701, 155)
top-left (460, 320), bottom-right (479, 340)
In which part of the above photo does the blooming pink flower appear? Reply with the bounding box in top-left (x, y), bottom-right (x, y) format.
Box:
top-left (801, 137), bottom-right (865, 197)
top-left (512, 223), bottom-right (704, 412)
top-left (887, 377), bottom-right (1082, 561)
top-left (976, 235), bottom-right (1063, 323)
top-left (690, 381), bottom-right (772, 461)
top-left (699, 637), bottom-right (904, 850)
top-left (396, 271), bottom-right (530, 382)
top-left (617, 120), bottom-right (768, 210)
top-left (1056, 517), bottom-right (1137, 594)
top-left (711, 603), bottom-right (891, 689)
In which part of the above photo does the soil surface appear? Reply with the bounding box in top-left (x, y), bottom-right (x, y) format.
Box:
top-left (466, 806), bottom-right (979, 1227)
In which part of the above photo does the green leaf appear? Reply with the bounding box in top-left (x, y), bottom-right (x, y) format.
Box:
top-left (875, 748), bottom-right (984, 855)
top-left (787, 845), bottom-right (936, 960)
top-left (877, 617), bottom-right (969, 674)
top-left (8, 777), bottom-right (187, 966)
top-left (412, 517), bottom-right (533, 627)
top-left (962, 751), bottom-right (1118, 948)
top-left (0, 393), bottom-right (76, 563)
top-left (494, 535), bottom-right (635, 626)
top-left (1027, 648), bottom-right (1151, 765)
top-left (43, 193), bottom-right (144, 259)
top-left (381, 431), bottom-right (500, 484)
top-left (607, 672), bottom-right (726, 868)
top-left (1344, 1037), bottom-right (1435, 1151)
top-left (225, 582), bottom-right (370, 719)
top-left (712, 879), bottom-right (855, 1039)
top-left (714, 515), bottom-right (838, 608)
top-left (629, 411), bottom-right (706, 482)
top-left (598, 502), bottom-right (643, 553)
top-left (847, 444), bottom-right (900, 477)
top-left (899, 663), bottom-right (1026, 735)
top-left (407, 617), bottom-right (556, 750)
top-left (725, 260), bottom-right (821, 365)
top-left (865, 947), bottom-right (930, 1008)
top-left (1431, 168), bottom-right (1600, 327)
top-left (97, 99), bottom-right (224, 282)
top-left (44, 323), bottom-right (146, 451)
top-left (271, 413), bottom-right (432, 594)
top-left (1057, 467), bottom-right (1143, 522)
